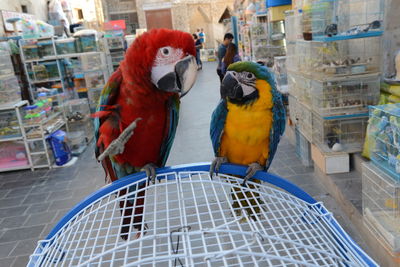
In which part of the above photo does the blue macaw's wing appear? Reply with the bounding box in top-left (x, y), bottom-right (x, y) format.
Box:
top-left (266, 81), bottom-right (286, 170)
top-left (210, 99), bottom-right (228, 156)
top-left (159, 95), bottom-right (180, 166)
top-left (94, 68), bottom-right (123, 158)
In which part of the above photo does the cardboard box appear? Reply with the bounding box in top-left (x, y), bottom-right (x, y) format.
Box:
top-left (311, 144), bottom-right (349, 174)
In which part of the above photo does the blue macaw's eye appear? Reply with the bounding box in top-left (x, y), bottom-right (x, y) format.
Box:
top-left (247, 73), bottom-right (254, 79)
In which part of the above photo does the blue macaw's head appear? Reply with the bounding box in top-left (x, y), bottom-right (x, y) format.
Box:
top-left (220, 61), bottom-right (276, 106)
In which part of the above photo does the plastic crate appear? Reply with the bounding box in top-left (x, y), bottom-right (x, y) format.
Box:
top-left (295, 37), bottom-right (381, 77)
top-left (298, 102), bottom-right (313, 142)
top-left (311, 73), bottom-right (380, 117)
top-left (0, 110), bottom-right (21, 139)
top-left (287, 71), bottom-right (312, 106)
top-left (369, 104), bottom-right (400, 180)
top-left (56, 38), bottom-right (76, 55)
top-left (66, 131), bottom-right (86, 155)
top-left (81, 53), bottom-right (104, 71)
top-left (0, 75), bottom-right (20, 92)
top-left (85, 72), bottom-right (105, 89)
top-left (106, 37), bottom-right (124, 50)
top-left (362, 162), bottom-right (400, 251)
top-left (43, 62), bottom-right (59, 78)
top-left (22, 44), bottom-right (39, 60)
top-left (302, 0), bottom-right (384, 40)
top-left (273, 56), bottom-right (288, 94)
top-left (64, 99), bottom-right (90, 122)
top-left (295, 127), bottom-right (313, 167)
top-left (288, 94), bottom-right (299, 125)
top-left (313, 113), bottom-right (368, 153)
top-left (37, 40), bottom-right (55, 58)
top-left (284, 13), bottom-right (303, 43)
top-left (0, 90), bottom-right (21, 105)
top-left (0, 141), bottom-right (28, 169)
top-left (0, 54), bottom-right (14, 76)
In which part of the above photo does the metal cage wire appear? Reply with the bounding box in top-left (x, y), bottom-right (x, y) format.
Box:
top-left (28, 163), bottom-right (377, 267)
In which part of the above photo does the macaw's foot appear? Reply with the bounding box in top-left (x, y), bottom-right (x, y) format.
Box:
top-left (97, 118), bottom-right (142, 161)
top-left (209, 157), bottom-right (228, 178)
top-left (243, 163), bottom-right (263, 186)
top-left (141, 163), bottom-right (158, 184)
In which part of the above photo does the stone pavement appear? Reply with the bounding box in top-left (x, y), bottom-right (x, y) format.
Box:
top-left (0, 62), bottom-right (372, 266)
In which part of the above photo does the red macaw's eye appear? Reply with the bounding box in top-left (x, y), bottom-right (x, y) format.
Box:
top-left (154, 46), bottom-right (184, 66)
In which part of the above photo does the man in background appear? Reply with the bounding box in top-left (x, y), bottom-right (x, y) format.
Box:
top-left (216, 33), bottom-right (234, 82)
top-left (199, 28), bottom-right (206, 44)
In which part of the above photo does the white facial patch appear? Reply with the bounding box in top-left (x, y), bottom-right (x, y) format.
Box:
top-left (153, 47), bottom-right (184, 67)
top-left (151, 63), bottom-right (175, 87)
top-left (241, 83), bottom-right (256, 97)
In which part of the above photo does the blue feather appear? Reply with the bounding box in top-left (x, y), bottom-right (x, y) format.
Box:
top-left (210, 99), bottom-right (228, 156)
top-left (160, 95), bottom-right (180, 166)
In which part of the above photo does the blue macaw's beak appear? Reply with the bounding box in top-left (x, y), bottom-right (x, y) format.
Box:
top-left (153, 55), bottom-right (198, 97)
top-left (221, 72), bottom-right (243, 100)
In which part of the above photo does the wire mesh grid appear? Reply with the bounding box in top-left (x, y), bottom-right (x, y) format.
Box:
top-left (29, 169), bottom-right (372, 267)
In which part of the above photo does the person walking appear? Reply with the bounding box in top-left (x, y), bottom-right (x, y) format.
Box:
top-left (216, 33), bottom-right (234, 82)
top-left (193, 33), bottom-right (203, 70)
top-left (220, 43), bottom-right (241, 76)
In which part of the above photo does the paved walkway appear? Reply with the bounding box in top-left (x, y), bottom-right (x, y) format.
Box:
top-left (0, 62), bottom-right (370, 266)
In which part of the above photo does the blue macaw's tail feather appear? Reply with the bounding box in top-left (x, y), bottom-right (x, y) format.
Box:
top-left (210, 99), bottom-right (228, 156)
top-left (266, 70), bottom-right (286, 170)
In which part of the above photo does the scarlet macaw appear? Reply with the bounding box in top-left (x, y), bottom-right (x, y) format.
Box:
top-left (94, 29), bottom-right (197, 239)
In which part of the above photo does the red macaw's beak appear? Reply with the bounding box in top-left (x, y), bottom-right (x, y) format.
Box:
top-left (151, 55), bottom-right (198, 97)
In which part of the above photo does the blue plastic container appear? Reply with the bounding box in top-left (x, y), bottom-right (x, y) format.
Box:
top-left (46, 130), bottom-right (72, 166)
top-left (266, 0), bottom-right (292, 7)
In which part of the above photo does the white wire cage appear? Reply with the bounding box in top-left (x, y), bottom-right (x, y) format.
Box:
top-left (28, 163), bottom-right (377, 267)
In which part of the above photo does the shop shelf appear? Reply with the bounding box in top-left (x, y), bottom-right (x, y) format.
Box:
top-left (302, 0), bottom-right (384, 40)
top-left (368, 104), bottom-right (400, 181)
top-left (311, 73), bottom-right (380, 117)
top-left (362, 162), bottom-right (400, 251)
top-left (295, 37), bottom-right (382, 78)
top-left (22, 43), bottom-right (39, 60)
top-left (312, 113), bottom-right (368, 153)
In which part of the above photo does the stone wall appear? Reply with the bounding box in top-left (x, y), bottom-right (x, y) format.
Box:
top-left (0, 0), bottom-right (48, 35)
top-left (135, 0), bottom-right (234, 49)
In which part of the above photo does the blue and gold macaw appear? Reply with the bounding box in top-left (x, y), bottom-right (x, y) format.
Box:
top-left (210, 61), bottom-right (286, 219)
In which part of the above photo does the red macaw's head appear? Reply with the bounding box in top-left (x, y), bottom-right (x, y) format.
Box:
top-left (120, 28), bottom-right (197, 97)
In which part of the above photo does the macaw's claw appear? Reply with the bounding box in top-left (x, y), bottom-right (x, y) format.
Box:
top-left (209, 157), bottom-right (228, 178)
top-left (97, 118), bottom-right (142, 161)
top-left (243, 163), bottom-right (263, 186)
top-left (141, 163), bottom-right (158, 183)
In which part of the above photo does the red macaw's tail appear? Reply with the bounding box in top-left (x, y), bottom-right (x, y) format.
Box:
top-left (119, 183), bottom-right (147, 240)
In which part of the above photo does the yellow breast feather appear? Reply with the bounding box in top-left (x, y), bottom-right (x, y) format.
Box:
top-left (220, 80), bottom-right (274, 166)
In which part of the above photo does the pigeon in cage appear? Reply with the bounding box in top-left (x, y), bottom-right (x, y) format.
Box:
top-left (210, 61), bottom-right (286, 220)
top-left (93, 28), bottom-right (198, 240)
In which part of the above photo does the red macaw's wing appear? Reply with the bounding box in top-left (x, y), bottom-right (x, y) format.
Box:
top-left (93, 68), bottom-right (123, 182)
